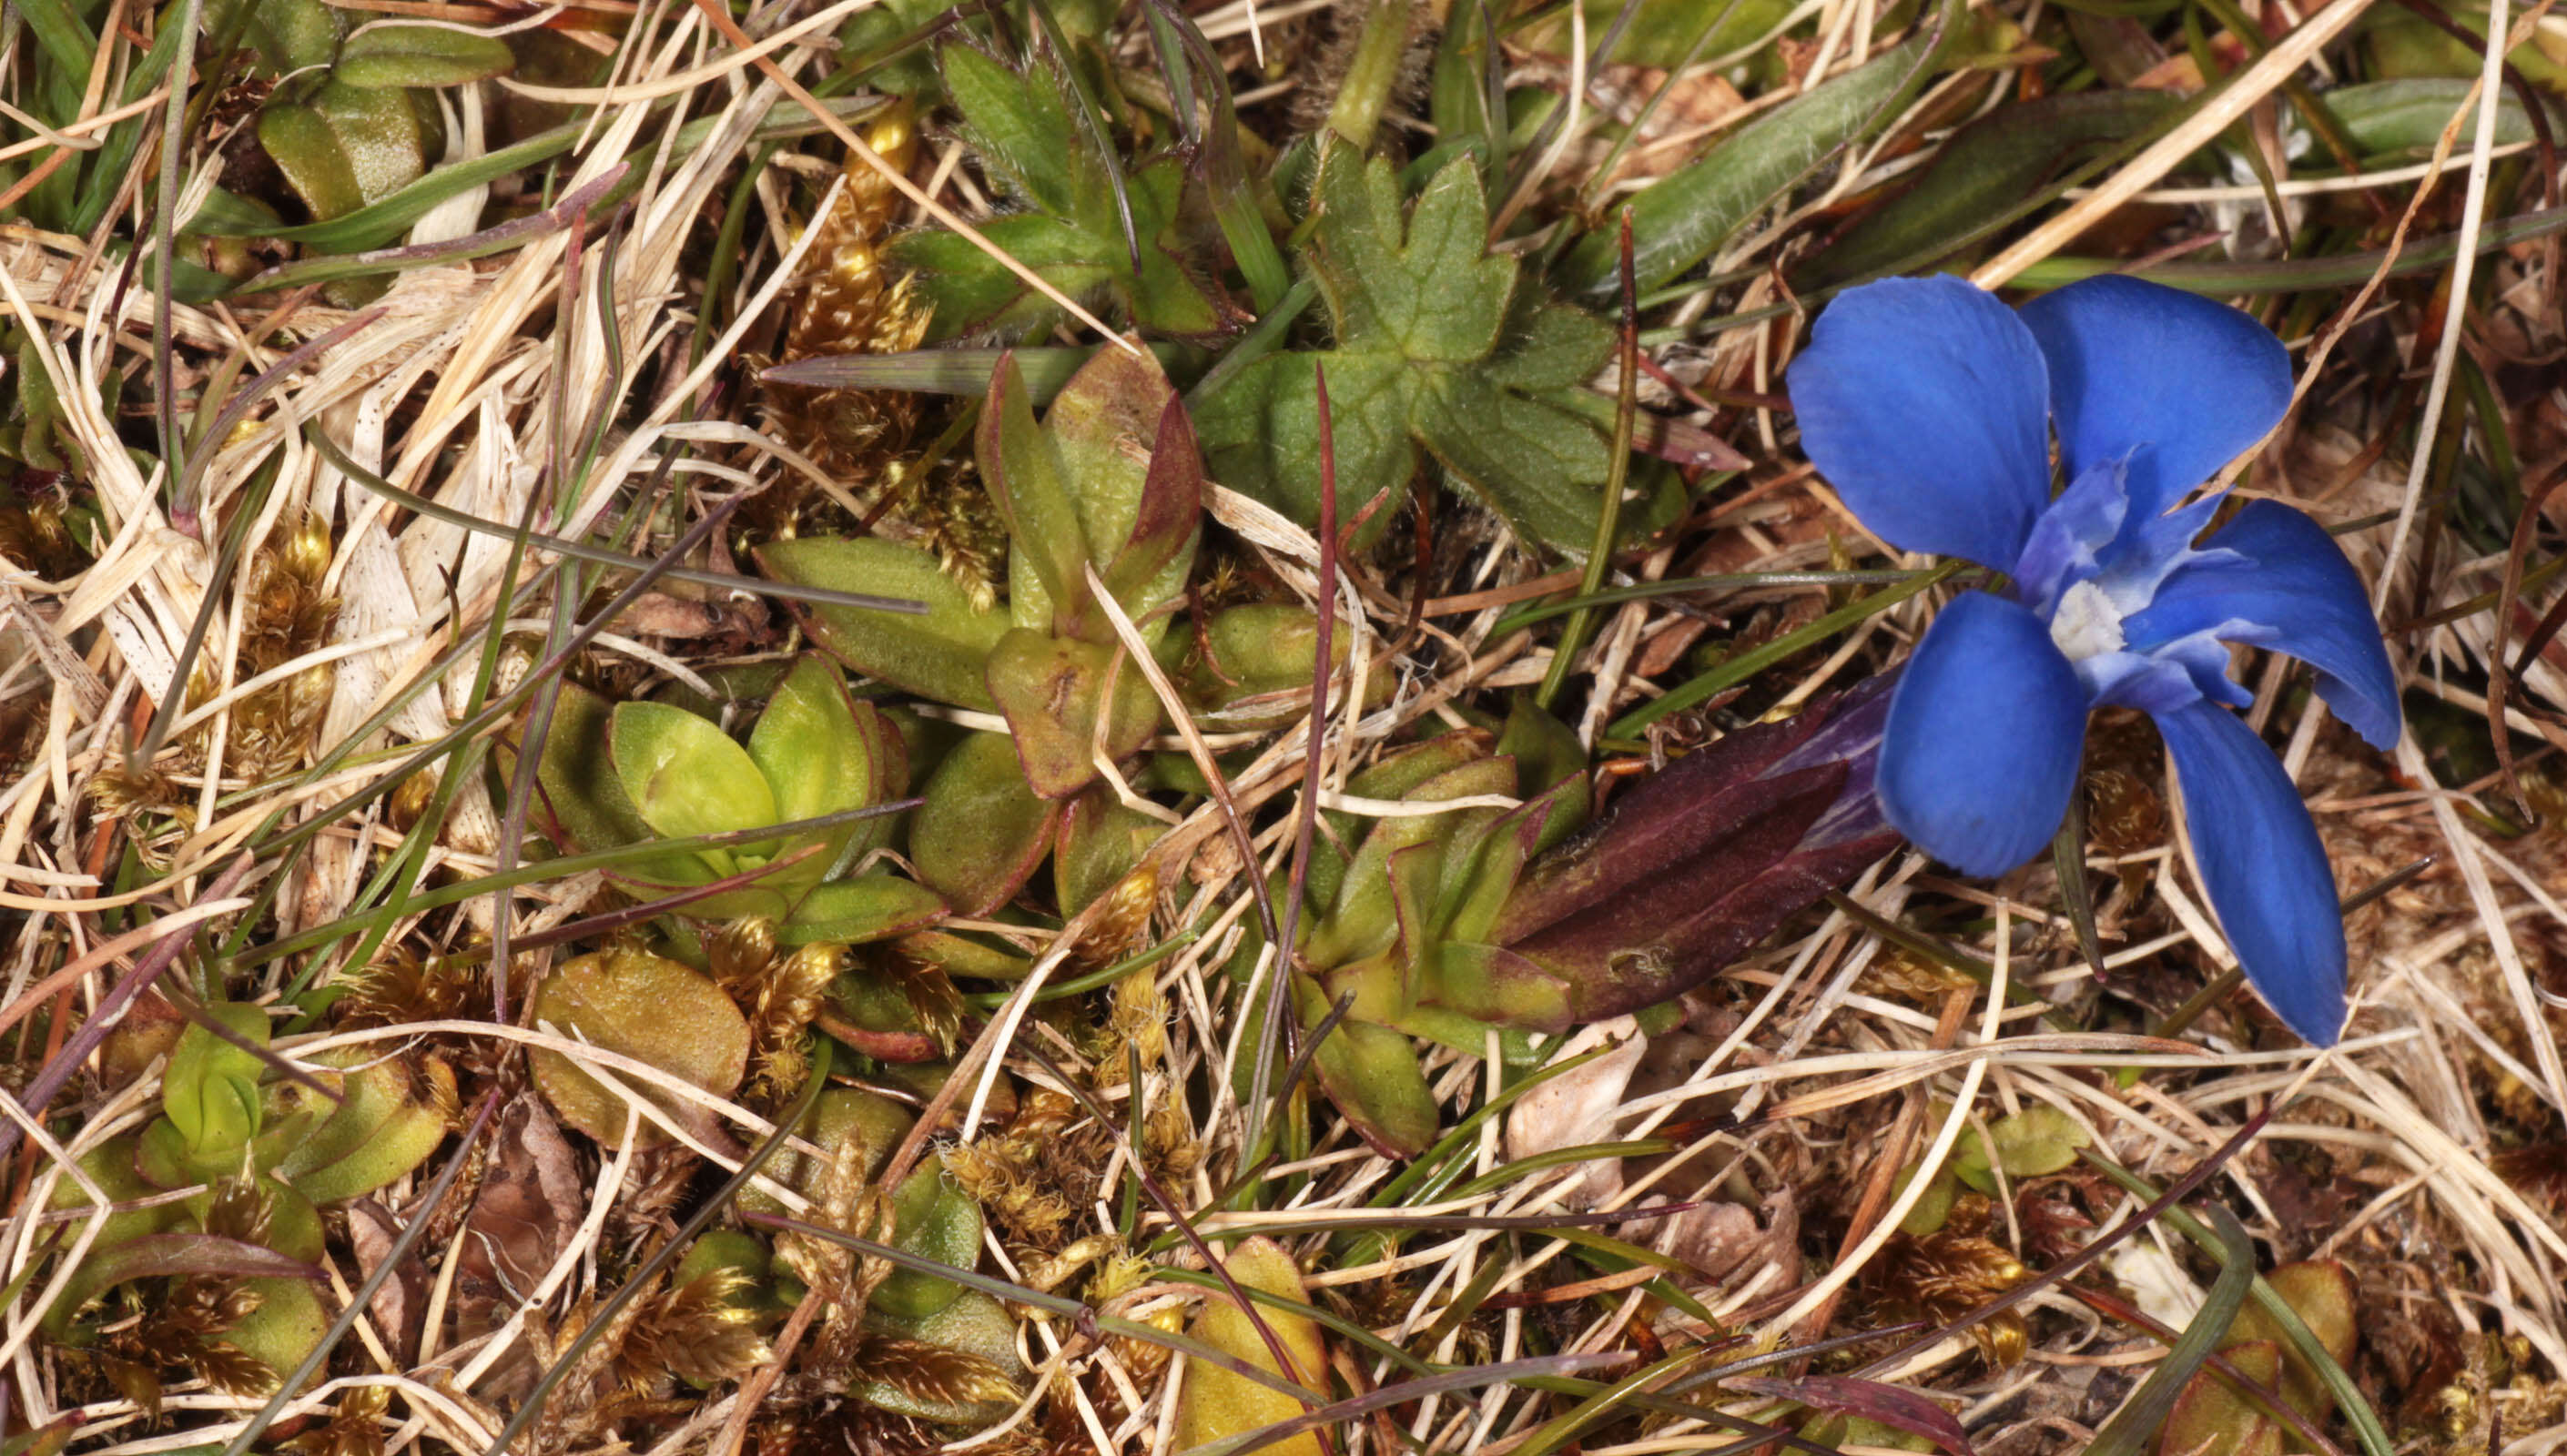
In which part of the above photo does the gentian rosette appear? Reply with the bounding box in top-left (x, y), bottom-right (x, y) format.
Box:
top-left (1785, 274), bottom-right (2400, 1047)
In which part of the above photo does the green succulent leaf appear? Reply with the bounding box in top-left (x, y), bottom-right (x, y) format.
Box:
top-left (911, 731), bottom-right (1060, 915)
top-left (333, 22), bottom-right (517, 87)
top-left (985, 629), bottom-right (1161, 800)
top-left (259, 79), bottom-right (429, 224)
top-left (528, 681), bottom-right (653, 854)
top-left (219, 0), bottom-right (343, 75)
top-left (2156, 1340), bottom-right (2286, 1456)
top-left (1304, 753), bottom-right (1516, 971)
top-left (257, 101), bottom-right (370, 225)
top-left (1173, 1237), bottom-right (1329, 1456)
top-left (611, 702), bottom-right (778, 848)
top-left (226, 1275), bottom-right (334, 1389)
top-left (1183, 603), bottom-right (1370, 731)
top-left (888, 46), bottom-right (1231, 341)
top-left (46, 1138), bottom-right (183, 1261)
top-left (1036, 344), bottom-right (1202, 623)
top-left (1193, 147), bottom-right (1668, 555)
top-left (528, 950), bottom-right (752, 1147)
top-left (2223, 1261), bottom-right (2358, 1421)
top-left (1056, 786), bottom-right (1162, 915)
top-left (757, 536), bottom-right (1007, 712)
top-left (748, 653), bottom-right (908, 875)
top-left (744, 1088), bottom-right (913, 1218)
top-left (869, 1158), bottom-right (984, 1320)
top-left (849, 1289), bottom-right (1027, 1424)
top-left (1299, 987), bottom-right (1441, 1158)
top-left (40, 1235), bottom-right (322, 1342)
top-left (158, 1004), bottom-right (271, 1170)
top-left (979, 354), bottom-right (1096, 629)
top-left (779, 875), bottom-right (948, 947)
top-left (1951, 1105), bottom-right (2091, 1194)
top-left (271, 1056), bottom-right (449, 1206)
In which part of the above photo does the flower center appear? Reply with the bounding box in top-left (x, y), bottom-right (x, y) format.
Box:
top-left (2048, 578), bottom-right (2127, 662)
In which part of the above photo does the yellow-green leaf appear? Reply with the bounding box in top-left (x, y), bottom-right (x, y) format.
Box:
top-left (1174, 1237), bottom-right (1328, 1456)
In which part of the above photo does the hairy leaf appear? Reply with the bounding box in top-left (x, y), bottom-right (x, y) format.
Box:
top-left (888, 45), bottom-right (1231, 340)
top-left (1798, 90), bottom-right (2176, 289)
top-left (1194, 146), bottom-right (1674, 555)
top-left (1559, 34), bottom-right (1933, 294)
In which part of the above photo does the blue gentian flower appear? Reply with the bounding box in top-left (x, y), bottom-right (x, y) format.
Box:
top-left (1785, 275), bottom-right (2400, 1046)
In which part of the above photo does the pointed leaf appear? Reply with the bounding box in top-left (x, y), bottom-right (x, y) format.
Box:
top-left (1559, 35), bottom-right (1933, 294)
top-left (980, 354), bottom-right (1094, 627)
top-left (1070, 366), bottom-right (1204, 619)
top-left (939, 43), bottom-right (1076, 213)
top-left (1798, 90), bottom-right (2176, 290)
top-left (1192, 147), bottom-right (1649, 555)
top-left (891, 216), bottom-right (1121, 342)
top-left (1426, 942), bottom-right (1572, 1033)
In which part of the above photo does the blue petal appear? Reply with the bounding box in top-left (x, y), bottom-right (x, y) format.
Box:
top-left (2122, 500), bottom-right (2401, 751)
top-left (2013, 459), bottom-right (2129, 615)
top-left (2153, 700), bottom-right (2348, 1046)
top-left (2092, 489), bottom-right (2237, 614)
top-left (2017, 276), bottom-right (2293, 524)
top-left (1787, 277), bottom-right (2053, 571)
top-left (2081, 635), bottom-right (2238, 716)
top-left (1880, 593), bottom-right (2087, 875)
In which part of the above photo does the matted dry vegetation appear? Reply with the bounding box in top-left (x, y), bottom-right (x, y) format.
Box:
top-left (2, 0), bottom-right (2565, 1452)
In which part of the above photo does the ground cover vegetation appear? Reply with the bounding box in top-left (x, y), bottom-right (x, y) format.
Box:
top-left (1, 0), bottom-right (2565, 1451)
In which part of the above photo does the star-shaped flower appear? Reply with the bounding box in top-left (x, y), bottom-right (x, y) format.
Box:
top-left (1787, 274), bottom-right (2400, 1046)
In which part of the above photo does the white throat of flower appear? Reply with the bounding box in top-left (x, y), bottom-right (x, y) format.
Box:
top-left (2048, 579), bottom-right (2127, 662)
